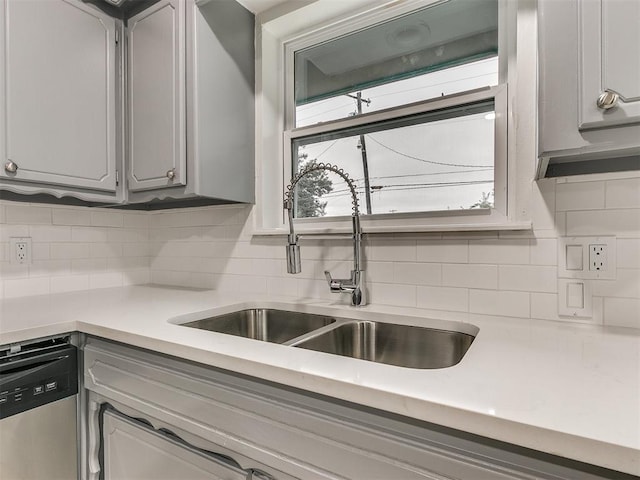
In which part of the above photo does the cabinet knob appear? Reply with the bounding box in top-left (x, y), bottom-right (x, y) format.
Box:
top-left (596, 90), bottom-right (619, 110)
top-left (166, 168), bottom-right (176, 180)
top-left (4, 160), bottom-right (18, 174)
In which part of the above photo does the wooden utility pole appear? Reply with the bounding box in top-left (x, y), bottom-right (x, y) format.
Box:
top-left (348, 92), bottom-right (372, 214)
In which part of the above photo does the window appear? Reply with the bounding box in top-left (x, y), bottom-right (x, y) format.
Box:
top-left (255, 0), bottom-right (535, 233)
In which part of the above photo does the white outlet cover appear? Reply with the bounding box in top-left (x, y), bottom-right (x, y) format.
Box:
top-left (10, 237), bottom-right (32, 265)
top-left (558, 279), bottom-right (593, 318)
top-left (558, 236), bottom-right (616, 280)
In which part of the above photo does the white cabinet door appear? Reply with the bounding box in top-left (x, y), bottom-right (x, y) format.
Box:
top-left (0, 0), bottom-right (117, 191)
top-left (102, 409), bottom-right (247, 480)
top-left (127, 0), bottom-right (186, 192)
top-left (579, 0), bottom-right (640, 129)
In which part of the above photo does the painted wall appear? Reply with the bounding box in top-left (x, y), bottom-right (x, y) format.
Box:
top-left (1, 173), bottom-right (639, 329)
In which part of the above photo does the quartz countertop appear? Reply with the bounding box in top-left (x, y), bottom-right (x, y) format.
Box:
top-left (1, 285), bottom-right (638, 476)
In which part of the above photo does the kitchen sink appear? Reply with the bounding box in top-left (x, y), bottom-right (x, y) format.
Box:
top-left (290, 321), bottom-right (474, 369)
top-left (178, 308), bottom-right (475, 369)
top-left (180, 308), bottom-right (336, 344)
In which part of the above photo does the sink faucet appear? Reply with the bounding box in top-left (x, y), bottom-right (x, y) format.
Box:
top-left (284, 162), bottom-right (366, 306)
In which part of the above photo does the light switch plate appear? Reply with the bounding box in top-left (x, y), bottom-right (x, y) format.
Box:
top-left (558, 279), bottom-right (593, 318)
top-left (558, 236), bottom-right (616, 280)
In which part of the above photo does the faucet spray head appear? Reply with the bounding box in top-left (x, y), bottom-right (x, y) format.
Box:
top-left (286, 234), bottom-right (301, 274)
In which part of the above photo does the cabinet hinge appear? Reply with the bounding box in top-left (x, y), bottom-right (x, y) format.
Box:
top-left (115, 30), bottom-right (119, 45)
top-left (116, 169), bottom-right (120, 186)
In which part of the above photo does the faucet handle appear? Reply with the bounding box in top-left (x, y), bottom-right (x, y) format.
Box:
top-left (324, 271), bottom-right (341, 291)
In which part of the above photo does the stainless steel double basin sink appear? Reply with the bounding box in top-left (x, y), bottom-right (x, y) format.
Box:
top-left (179, 308), bottom-right (475, 369)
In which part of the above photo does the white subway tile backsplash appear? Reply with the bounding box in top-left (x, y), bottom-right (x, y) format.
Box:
top-left (267, 276), bottom-right (299, 296)
top-left (30, 225), bottom-right (72, 243)
top-left (3, 277), bottom-right (50, 298)
top-left (530, 238), bottom-right (557, 266)
top-left (498, 265), bottom-right (557, 293)
top-left (442, 264), bottom-right (498, 289)
top-left (123, 213), bottom-right (149, 228)
top-left (617, 239), bottom-right (640, 269)
top-left (31, 244), bottom-right (50, 260)
top-left (556, 181), bottom-right (605, 211)
top-left (89, 272), bottom-right (123, 289)
top-left (50, 275), bottom-right (89, 294)
top-left (0, 224), bottom-right (29, 242)
top-left (123, 243), bottom-right (150, 258)
top-left (469, 290), bottom-right (530, 318)
top-left (29, 260), bottom-right (71, 277)
top-left (530, 293), bottom-right (561, 322)
top-left (90, 243), bottom-right (123, 258)
top-left (2, 174), bottom-right (639, 330)
top-left (5, 205), bottom-right (52, 224)
top-left (122, 268), bottom-right (151, 286)
top-left (71, 258), bottom-right (108, 274)
top-left (71, 227), bottom-right (108, 242)
top-left (566, 209), bottom-right (640, 237)
top-left (416, 286), bottom-right (468, 312)
top-left (590, 269), bottom-right (640, 299)
top-left (52, 208), bottom-right (91, 226)
top-left (50, 243), bottom-right (90, 260)
top-left (416, 240), bottom-right (468, 263)
top-left (107, 228), bottom-right (148, 243)
top-left (603, 297), bottom-right (640, 329)
top-left (469, 239), bottom-right (529, 265)
top-left (393, 262), bottom-right (441, 286)
top-left (366, 262), bottom-right (394, 280)
top-left (0, 263), bottom-right (28, 279)
top-left (368, 239), bottom-right (417, 262)
top-left (605, 177), bottom-right (640, 209)
top-left (369, 282), bottom-right (417, 308)
top-left (91, 211), bottom-right (123, 228)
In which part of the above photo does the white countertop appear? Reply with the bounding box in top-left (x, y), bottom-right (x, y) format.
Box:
top-left (1, 285), bottom-right (639, 476)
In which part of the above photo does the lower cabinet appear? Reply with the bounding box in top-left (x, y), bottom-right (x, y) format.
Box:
top-left (101, 406), bottom-right (249, 480)
top-left (81, 337), bottom-right (626, 480)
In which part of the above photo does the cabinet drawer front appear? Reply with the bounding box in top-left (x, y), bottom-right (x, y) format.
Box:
top-left (84, 339), bottom-right (612, 480)
top-left (0, 0), bottom-right (117, 191)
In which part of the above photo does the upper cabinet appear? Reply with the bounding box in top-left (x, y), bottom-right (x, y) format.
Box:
top-left (537, 0), bottom-right (640, 178)
top-left (127, 0), bottom-right (186, 192)
top-left (126, 0), bottom-right (255, 206)
top-left (579, 0), bottom-right (640, 130)
top-left (0, 0), bottom-right (254, 208)
top-left (0, 0), bottom-right (121, 202)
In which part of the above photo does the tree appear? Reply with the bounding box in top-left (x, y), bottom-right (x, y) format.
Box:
top-left (295, 157), bottom-right (334, 217)
top-left (470, 190), bottom-right (494, 209)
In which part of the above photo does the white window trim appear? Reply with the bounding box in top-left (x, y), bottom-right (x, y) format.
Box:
top-left (253, 0), bottom-right (536, 235)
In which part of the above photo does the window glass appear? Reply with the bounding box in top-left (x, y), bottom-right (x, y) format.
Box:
top-left (294, 0), bottom-right (499, 127)
top-left (292, 100), bottom-right (495, 218)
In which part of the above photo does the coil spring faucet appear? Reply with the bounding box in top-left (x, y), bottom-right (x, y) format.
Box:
top-left (284, 163), bottom-right (366, 306)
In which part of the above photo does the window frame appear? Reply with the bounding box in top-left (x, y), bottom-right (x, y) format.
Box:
top-left (253, 0), bottom-right (535, 235)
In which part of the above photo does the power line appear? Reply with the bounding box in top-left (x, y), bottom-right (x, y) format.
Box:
top-left (351, 168), bottom-right (493, 182)
top-left (366, 135), bottom-right (493, 168)
top-left (323, 179), bottom-right (493, 198)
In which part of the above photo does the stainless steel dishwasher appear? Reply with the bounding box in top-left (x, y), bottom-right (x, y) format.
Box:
top-left (0, 335), bottom-right (78, 480)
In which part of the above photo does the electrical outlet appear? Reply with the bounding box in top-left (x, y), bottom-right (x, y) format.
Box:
top-left (10, 237), bottom-right (32, 265)
top-left (558, 236), bottom-right (616, 280)
top-left (589, 244), bottom-right (607, 271)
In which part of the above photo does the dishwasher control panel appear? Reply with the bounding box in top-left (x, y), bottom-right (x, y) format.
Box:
top-left (0, 337), bottom-right (78, 419)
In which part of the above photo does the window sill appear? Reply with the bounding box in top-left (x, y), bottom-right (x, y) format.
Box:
top-left (252, 221), bottom-right (532, 237)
